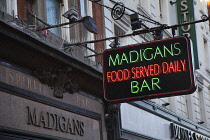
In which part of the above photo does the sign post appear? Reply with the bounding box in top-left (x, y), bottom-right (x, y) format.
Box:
top-left (103, 37), bottom-right (196, 102)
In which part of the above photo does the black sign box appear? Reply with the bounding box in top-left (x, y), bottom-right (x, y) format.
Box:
top-left (103, 36), bottom-right (196, 103)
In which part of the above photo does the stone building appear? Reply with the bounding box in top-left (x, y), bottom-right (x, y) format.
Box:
top-left (0, 0), bottom-right (107, 140)
top-left (103, 0), bottom-right (210, 139)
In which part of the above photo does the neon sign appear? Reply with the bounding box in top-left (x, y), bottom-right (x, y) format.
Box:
top-left (103, 36), bottom-right (196, 102)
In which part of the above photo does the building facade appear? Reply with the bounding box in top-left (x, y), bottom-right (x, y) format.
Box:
top-left (103, 0), bottom-right (210, 139)
top-left (0, 0), bottom-right (107, 140)
top-left (1, 0), bottom-right (210, 140)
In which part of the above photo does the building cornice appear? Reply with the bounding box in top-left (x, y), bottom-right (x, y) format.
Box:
top-left (0, 19), bottom-right (103, 98)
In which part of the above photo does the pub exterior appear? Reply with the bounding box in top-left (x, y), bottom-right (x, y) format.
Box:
top-left (103, 0), bottom-right (210, 139)
top-left (0, 0), bottom-right (106, 139)
top-left (0, 22), bottom-right (106, 139)
top-left (1, 0), bottom-right (210, 140)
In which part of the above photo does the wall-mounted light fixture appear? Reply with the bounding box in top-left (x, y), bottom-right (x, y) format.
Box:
top-left (170, 1), bottom-right (177, 5)
top-left (62, 8), bottom-right (79, 22)
top-left (130, 13), bottom-right (142, 31)
top-left (37, 15), bottom-right (98, 34)
top-left (198, 121), bottom-right (204, 124)
top-left (62, 8), bottom-right (98, 34)
top-left (83, 16), bottom-right (98, 34)
top-left (162, 102), bottom-right (170, 107)
top-left (89, 0), bottom-right (101, 2)
top-left (153, 29), bottom-right (163, 40)
top-left (109, 38), bottom-right (120, 48)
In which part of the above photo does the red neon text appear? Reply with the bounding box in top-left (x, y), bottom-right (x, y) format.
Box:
top-left (106, 59), bottom-right (187, 83)
top-left (107, 69), bottom-right (131, 83)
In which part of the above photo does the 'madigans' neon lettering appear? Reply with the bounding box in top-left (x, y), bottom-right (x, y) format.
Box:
top-left (108, 42), bottom-right (181, 67)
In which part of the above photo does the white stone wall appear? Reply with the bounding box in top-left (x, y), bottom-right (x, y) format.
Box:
top-left (189, 0), bottom-right (210, 128)
top-left (103, 0), bottom-right (210, 129)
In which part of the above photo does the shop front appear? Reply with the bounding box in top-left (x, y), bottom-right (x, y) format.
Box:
top-left (117, 102), bottom-right (210, 140)
top-left (0, 19), bottom-right (106, 140)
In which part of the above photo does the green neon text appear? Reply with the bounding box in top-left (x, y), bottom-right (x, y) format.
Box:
top-left (108, 43), bottom-right (182, 67)
top-left (131, 78), bottom-right (161, 93)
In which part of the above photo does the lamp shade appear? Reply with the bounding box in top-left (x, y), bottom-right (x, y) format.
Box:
top-left (83, 16), bottom-right (98, 34)
top-left (89, 0), bottom-right (101, 2)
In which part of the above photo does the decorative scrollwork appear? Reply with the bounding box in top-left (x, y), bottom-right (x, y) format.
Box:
top-left (111, 2), bottom-right (125, 20)
top-left (201, 15), bottom-right (208, 20)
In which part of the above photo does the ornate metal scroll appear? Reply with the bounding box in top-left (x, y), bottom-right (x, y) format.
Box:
top-left (111, 2), bottom-right (125, 20)
top-left (33, 67), bottom-right (80, 98)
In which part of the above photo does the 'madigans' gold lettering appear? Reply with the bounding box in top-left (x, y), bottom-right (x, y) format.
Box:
top-left (27, 106), bottom-right (85, 136)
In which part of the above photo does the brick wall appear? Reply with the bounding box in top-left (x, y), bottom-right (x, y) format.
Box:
top-left (17, 0), bottom-right (34, 25)
top-left (92, 2), bottom-right (104, 65)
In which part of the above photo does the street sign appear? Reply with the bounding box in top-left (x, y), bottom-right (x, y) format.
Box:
top-left (103, 36), bottom-right (196, 102)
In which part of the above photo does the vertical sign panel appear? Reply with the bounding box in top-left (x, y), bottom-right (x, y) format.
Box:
top-left (177, 0), bottom-right (199, 69)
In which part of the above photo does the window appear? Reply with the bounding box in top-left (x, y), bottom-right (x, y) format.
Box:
top-left (204, 38), bottom-right (210, 70)
top-left (17, 0), bottom-right (33, 25)
top-left (192, 88), bottom-right (209, 126)
top-left (80, 0), bottom-right (88, 40)
top-left (151, 0), bottom-right (157, 19)
top-left (207, 89), bottom-right (210, 128)
top-left (114, 24), bottom-right (126, 46)
top-left (46, 0), bottom-right (61, 37)
top-left (193, 92), bottom-right (202, 123)
top-left (152, 98), bottom-right (170, 109)
top-left (159, 0), bottom-right (169, 24)
top-left (159, 0), bottom-right (162, 18)
top-left (0, 0), bottom-right (17, 19)
top-left (0, 0), bottom-right (6, 12)
top-left (79, 0), bottom-right (96, 62)
top-left (139, 0), bottom-right (149, 13)
top-left (80, 0), bottom-right (86, 17)
top-left (177, 95), bottom-right (188, 118)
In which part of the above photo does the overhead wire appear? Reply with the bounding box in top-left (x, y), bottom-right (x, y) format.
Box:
top-left (62, 23), bottom-right (77, 28)
top-left (64, 15), bottom-right (210, 47)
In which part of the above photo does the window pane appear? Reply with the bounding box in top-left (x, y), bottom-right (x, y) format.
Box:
top-left (80, 0), bottom-right (86, 17)
top-left (46, 0), bottom-right (61, 36)
top-left (0, 0), bottom-right (6, 12)
top-left (80, 0), bottom-right (88, 39)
